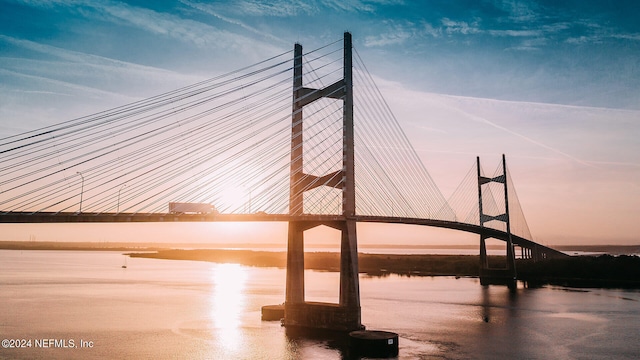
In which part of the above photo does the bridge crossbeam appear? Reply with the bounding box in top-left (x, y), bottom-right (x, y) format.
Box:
top-left (296, 81), bottom-right (345, 107)
top-left (299, 170), bottom-right (343, 191)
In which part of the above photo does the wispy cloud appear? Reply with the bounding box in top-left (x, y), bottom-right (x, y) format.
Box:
top-left (491, 0), bottom-right (540, 23)
top-left (11, 0), bottom-right (273, 51)
top-left (364, 29), bottom-right (412, 47)
top-left (611, 33), bottom-right (640, 41)
top-left (504, 37), bottom-right (547, 51)
top-left (419, 93), bottom-right (600, 167)
top-left (413, 125), bottom-right (447, 134)
top-left (322, 0), bottom-right (379, 13)
top-left (88, 1), bottom-right (235, 49)
top-left (488, 29), bottom-right (542, 37)
top-left (199, 0), bottom-right (397, 19)
top-left (0, 68), bottom-right (133, 100)
top-left (179, 0), bottom-right (287, 45)
top-left (422, 22), bottom-right (442, 38)
top-left (441, 18), bottom-right (481, 35)
top-left (0, 35), bottom-right (179, 75)
top-left (210, 0), bottom-right (316, 17)
top-left (0, 35), bottom-right (196, 92)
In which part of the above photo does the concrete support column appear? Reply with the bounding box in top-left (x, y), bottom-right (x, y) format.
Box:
top-left (340, 220), bottom-right (360, 309)
top-left (290, 43), bottom-right (303, 216)
top-left (480, 235), bottom-right (489, 269)
top-left (342, 32), bottom-right (355, 218)
top-left (286, 42), bottom-right (305, 308)
top-left (502, 154), bottom-right (517, 275)
top-left (286, 222), bottom-right (304, 305)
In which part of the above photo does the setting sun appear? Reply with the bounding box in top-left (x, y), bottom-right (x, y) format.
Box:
top-left (218, 187), bottom-right (251, 213)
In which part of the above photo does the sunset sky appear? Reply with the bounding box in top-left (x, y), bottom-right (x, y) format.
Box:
top-left (1, 0), bottom-right (639, 246)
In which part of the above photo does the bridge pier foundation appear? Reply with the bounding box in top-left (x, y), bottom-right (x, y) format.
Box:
top-left (284, 220), bottom-right (362, 332)
top-left (479, 234), bottom-right (517, 288)
top-left (284, 302), bottom-right (362, 332)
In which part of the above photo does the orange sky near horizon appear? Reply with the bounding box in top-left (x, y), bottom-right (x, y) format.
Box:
top-left (0, 220), bottom-right (634, 247)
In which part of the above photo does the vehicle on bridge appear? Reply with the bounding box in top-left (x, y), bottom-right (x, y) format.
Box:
top-left (168, 202), bottom-right (217, 215)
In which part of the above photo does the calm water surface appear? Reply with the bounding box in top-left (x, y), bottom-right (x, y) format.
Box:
top-left (1, 250), bottom-right (638, 359)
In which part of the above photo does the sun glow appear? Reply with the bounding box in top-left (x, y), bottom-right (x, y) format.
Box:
top-left (218, 186), bottom-right (251, 213)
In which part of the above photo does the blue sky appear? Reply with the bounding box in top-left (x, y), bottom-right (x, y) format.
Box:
top-left (2, 0), bottom-right (639, 109)
top-left (1, 0), bottom-right (639, 245)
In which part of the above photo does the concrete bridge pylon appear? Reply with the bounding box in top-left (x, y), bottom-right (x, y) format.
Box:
top-left (283, 32), bottom-right (362, 332)
top-left (477, 155), bottom-right (517, 288)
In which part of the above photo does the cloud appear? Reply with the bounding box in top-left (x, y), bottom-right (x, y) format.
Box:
top-left (0, 35), bottom-right (198, 96)
top-left (7, 0), bottom-right (79, 8)
top-left (491, 0), bottom-right (540, 23)
top-left (441, 18), bottom-right (481, 35)
top-left (0, 67), bottom-right (132, 100)
top-left (207, 0), bottom-right (316, 17)
top-left (446, 104), bottom-right (594, 167)
top-left (0, 35), bottom-right (178, 74)
top-left (364, 29), bottom-right (412, 47)
top-left (488, 29), bottom-right (542, 37)
top-left (504, 37), bottom-right (548, 51)
top-left (612, 33), bottom-right (640, 41)
top-left (217, 0), bottom-right (391, 16)
top-left (414, 125), bottom-right (447, 134)
top-left (364, 16), bottom-right (483, 46)
top-left (422, 22), bottom-right (442, 38)
top-left (322, 0), bottom-right (371, 12)
top-left (565, 35), bottom-right (595, 45)
top-left (372, 74), bottom-right (637, 169)
top-left (88, 1), bottom-right (235, 49)
top-left (179, 0), bottom-right (287, 44)
top-left (10, 0), bottom-right (275, 52)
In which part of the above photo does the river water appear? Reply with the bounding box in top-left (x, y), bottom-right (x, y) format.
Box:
top-left (1, 250), bottom-right (638, 359)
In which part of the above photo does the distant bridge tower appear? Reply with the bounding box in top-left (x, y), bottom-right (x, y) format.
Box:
top-left (477, 154), bottom-right (517, 288)
top-left (284, 32), bottom-right (362, 332)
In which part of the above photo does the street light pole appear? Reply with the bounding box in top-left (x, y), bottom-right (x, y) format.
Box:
top-left (76, 171), bottom-right (84, 213)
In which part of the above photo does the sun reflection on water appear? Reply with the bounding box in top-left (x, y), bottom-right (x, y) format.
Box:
top-left (209, 263), bottom-right (248, 351)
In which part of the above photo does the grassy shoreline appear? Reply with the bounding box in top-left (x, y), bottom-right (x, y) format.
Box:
top-left (128, 249), bottom-right (640, 288)
top-left (3, 242), bottom-right (639, 288)
top-left (128, 249), bottom-right (485, 276)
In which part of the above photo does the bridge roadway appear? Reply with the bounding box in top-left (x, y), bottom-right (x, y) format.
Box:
top-left (0, 211), bottom-right (567, 258)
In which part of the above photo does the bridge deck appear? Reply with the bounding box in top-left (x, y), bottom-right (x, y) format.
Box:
top-left (0, 212), bottom-right (567, 258)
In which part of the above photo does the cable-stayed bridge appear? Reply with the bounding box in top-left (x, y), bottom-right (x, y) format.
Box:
top-left (0, 33), bottom-right (566, 331)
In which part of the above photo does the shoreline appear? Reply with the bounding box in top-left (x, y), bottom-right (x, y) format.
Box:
top-left (1, 241), bottom-right (638, 255)
top-left (127, 249), bottom-right (640, 289)
top-left (128, 249), bottom-right (484, 277)
top-left (2, 242), bottom-right (639, 288)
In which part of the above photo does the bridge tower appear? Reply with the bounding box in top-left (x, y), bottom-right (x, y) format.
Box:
top-left (477, 154), bottom-right (517, 288)
top-left (284, 32), bottom-right (362, 332)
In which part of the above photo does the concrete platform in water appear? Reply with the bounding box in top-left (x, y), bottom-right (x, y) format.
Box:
top-left (349, 330), bottom-right (399, 358)
top-left (261, 304), bottom-right (285, 321)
